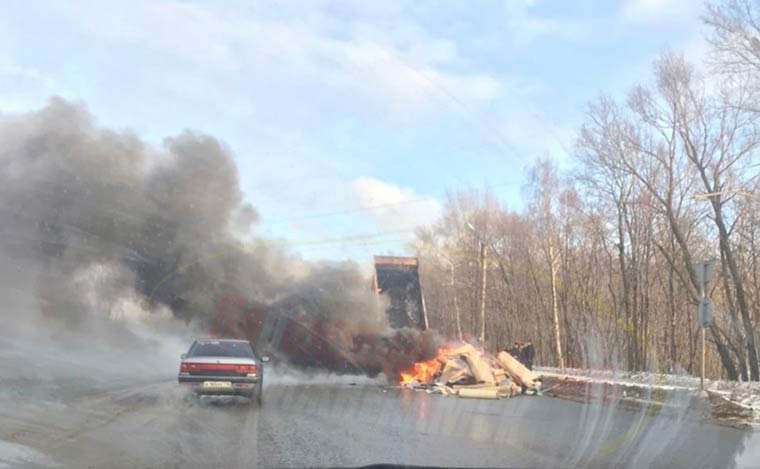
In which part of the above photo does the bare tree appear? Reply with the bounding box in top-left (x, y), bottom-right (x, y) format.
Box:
top-left (653, 52), bottom-right (760, 380)
top-left (705, 0), bottom-right (760, 77)
top-left (526, 160), bottom-right (565, 368)
top-left (412, 5), bottom-right (760, 382)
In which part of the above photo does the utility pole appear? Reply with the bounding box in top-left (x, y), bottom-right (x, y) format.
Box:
top-left (467, 221), bottom-right (488, 344)
top-left (447, 259), bottom-right (463, 341)
top-left (417, 258), bottom-right (429, 331)
top-left (478, 241), bottom-right (487, 344)
top-left (549, 242), bottom-right (564, 369)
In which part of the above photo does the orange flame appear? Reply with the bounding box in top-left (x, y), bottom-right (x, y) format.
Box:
top-left (399, 347), bottom-right (458, 385)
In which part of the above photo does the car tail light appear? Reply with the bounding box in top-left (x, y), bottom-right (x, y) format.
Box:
top-left (236, 364), bottom-right (256, 374)
top-left (180, 363), bottom-right (256, 374)
top-left (180, 362), bottom-right (203, 372)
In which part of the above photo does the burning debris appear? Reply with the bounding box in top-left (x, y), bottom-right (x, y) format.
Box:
top-left (397, 343), bottom-right (542, 399)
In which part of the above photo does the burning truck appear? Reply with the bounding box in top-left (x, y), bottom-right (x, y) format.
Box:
top-left (209, 292), bottom-right (542, 401)
top-left (207, 254), bottom-right (542, 399)
top-left (208, 292), bottom-right (439, 379)
top-left (206, 255), bottom-right (437, 379)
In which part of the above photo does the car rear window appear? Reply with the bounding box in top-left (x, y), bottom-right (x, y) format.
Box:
top-left (188, 340), bottom-right (254, 358)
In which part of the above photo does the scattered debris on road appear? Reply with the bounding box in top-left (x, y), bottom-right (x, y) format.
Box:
top-left (398, 343), bottom-right (541, 399)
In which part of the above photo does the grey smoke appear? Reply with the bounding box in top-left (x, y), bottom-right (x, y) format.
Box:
top-left (0, 98), bottom-right (388, 349)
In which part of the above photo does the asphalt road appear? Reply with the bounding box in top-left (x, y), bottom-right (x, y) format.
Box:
top-left (1, 373), bottom-right (759, 469)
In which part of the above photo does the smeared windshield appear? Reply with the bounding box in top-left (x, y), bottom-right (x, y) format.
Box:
top-left (2, 1), bottom-right (760, 468)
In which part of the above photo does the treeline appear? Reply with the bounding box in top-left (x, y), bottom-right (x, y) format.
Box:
top-left (416, 0), bottom-right (760, 381)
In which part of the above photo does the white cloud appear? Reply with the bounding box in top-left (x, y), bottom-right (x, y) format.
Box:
top-left (57, 0), bottom-right (501, 116)
top-left (0, 56), bottom-right (69, 112)
top-left (326, 40), bottom-right (500, 114)
top-left (351, 177), bottom-right (441, 231)
top-left (621, 0), bottom-right (699, 24)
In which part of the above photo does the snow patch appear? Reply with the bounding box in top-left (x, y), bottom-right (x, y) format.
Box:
top-left (0, 440), bottom-right (58, 468)
top-left (537, 366), bottom-right (760, 425)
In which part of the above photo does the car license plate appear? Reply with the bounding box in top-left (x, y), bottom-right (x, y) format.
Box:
top-left (202, 381), bottom-right (232, 388)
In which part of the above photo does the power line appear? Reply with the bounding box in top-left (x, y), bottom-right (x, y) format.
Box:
top-left (261, 195), bottom-right (439, 225)
top-left (381, 48), bottom-right (532, 164)
top-left (258, 181), bottom-right (521, 226)
top-left (242, 6), bottom-right (565, 225)
top-left (389, 8), bottom-right (576, 164)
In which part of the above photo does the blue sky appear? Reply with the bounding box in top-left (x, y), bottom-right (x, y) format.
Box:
top-left (0, 0), bottom-right (707, 262)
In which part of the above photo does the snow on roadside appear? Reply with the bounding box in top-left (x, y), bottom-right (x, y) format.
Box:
top-left (536, 366), bottom-right (760, 425)
top-left (536, 366), bottom-right (699, 390)
top-left (0, 441), bottom-right (58, 468)
top-left (709, 380), bottom-right (760, 413)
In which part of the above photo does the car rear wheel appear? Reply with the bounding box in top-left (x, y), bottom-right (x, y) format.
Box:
top-left (248, 382), bottom-right (262, 406)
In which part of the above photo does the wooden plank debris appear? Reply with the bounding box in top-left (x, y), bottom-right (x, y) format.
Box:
top-left (496, 351), bottom-right (541, 391)
top-left (457, 387), bottom-right (500, 399)
top-left (398, 342), bottom-right (543, 400)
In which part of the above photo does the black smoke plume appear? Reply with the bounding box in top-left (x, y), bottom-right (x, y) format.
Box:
top-left (0, 98), bottom-right (437, 379)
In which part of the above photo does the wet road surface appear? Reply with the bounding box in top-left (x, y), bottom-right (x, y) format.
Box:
top-left (1, 375), bottom-right (759, 468)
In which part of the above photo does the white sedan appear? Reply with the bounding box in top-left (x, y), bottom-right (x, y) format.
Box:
top-left (178, 338), bottom-right (268, 405)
